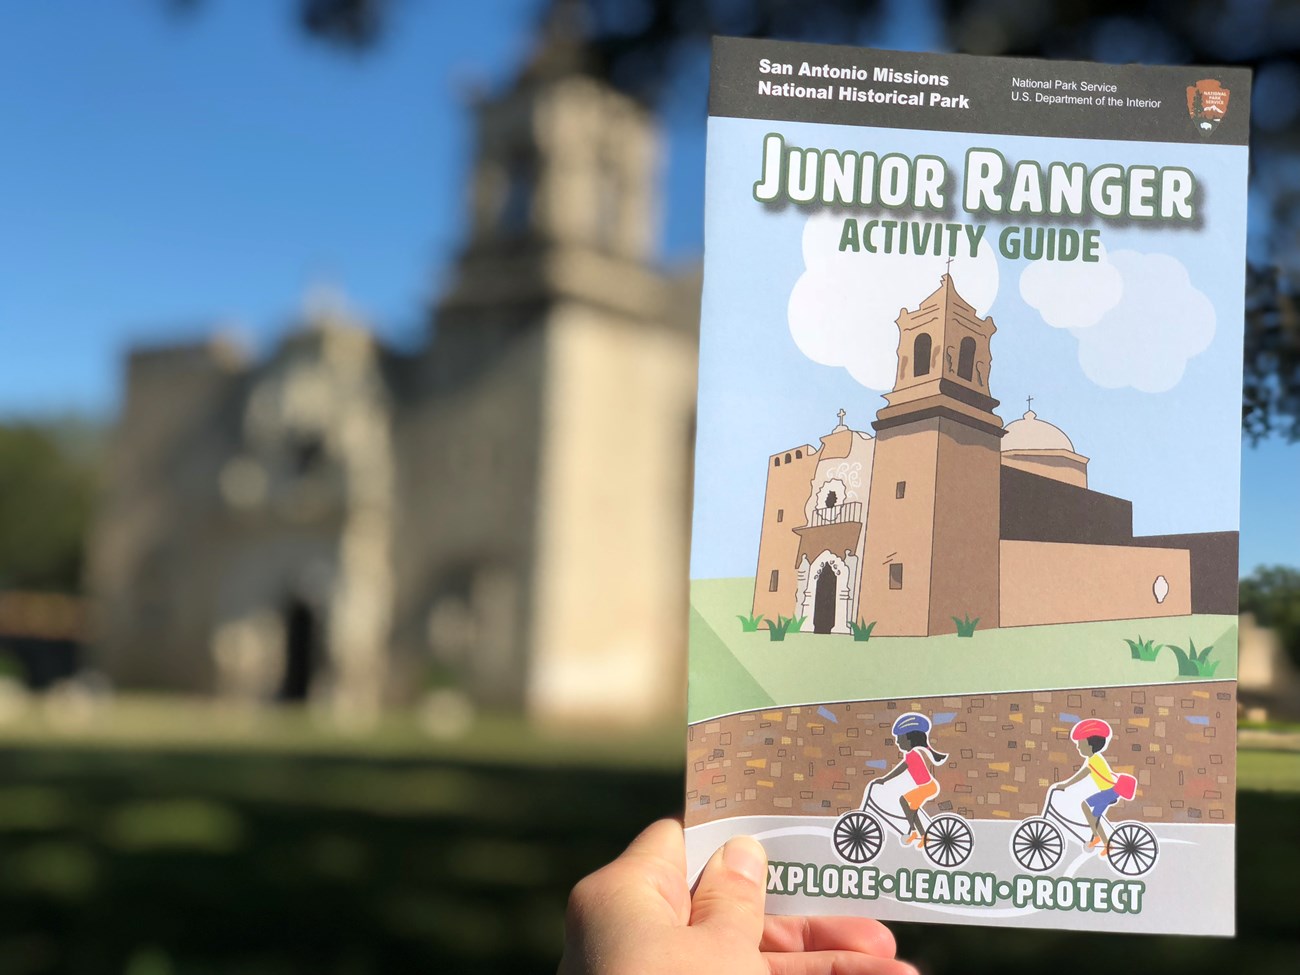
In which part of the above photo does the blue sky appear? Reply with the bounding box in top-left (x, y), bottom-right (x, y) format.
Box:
top-left (0, 1), bottom-right (1293, 572)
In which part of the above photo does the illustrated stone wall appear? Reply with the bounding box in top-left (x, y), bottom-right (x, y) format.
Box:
top-left (686, 682), bottom-right (1235, 827)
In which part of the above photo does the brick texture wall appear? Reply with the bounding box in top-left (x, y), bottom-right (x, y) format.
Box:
top-left (685, 682), bottom-right (1235, 827)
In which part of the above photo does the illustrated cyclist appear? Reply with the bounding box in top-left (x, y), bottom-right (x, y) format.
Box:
top-left (875, 712), bottom-right (948, 848)
top-left (1051, 718), bottom-right (1124, 856)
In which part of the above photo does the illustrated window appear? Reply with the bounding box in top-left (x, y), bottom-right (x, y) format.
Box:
top-left (769, 569), bottom-right (780, 592)
top-left (889, 563), bottom-right (904, 590)
top-left (913, 333), bottom-right (932, 377)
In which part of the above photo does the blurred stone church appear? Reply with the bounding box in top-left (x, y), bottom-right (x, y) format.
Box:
top-left (86, 24), bottom-right (699, 726)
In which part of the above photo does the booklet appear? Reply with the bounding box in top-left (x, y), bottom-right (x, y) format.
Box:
top-left (685, 36), bottom-right (1249, 937)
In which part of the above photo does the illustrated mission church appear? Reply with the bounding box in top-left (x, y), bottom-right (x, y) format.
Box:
top-left (752, 273), bottom-right (1237, 636)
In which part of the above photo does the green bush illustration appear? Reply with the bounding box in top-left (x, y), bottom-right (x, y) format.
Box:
top-left (849, 619), bottom-right (877, 642)
top-left (952, 613), bottom-right (980, 637)
top-left (788, 615), bottom-right (807, 633)
top-left (1125, 635), bottom-right (1163, 662)
top-left (1168, 639), bottom-right (1219, 677)
top-left (736, 613), bottom-right (765, 633)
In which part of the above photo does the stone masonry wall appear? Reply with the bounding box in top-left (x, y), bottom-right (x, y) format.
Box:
top-left (686, 682), bottom-right (1235, 827)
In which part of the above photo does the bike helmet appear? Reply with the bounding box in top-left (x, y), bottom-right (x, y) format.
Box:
top-left (891, 712), bottom-right (931, 736)
top-left (1069, 718), bottom-right (1112, 741)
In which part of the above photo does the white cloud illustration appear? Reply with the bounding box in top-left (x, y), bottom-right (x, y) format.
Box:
top-left (1020, 249), bottom-right (1215, 393)
top-left (788, 213), bottom-right (1000, 390)
top-left (1019, 243), bottom-right (1123, 329)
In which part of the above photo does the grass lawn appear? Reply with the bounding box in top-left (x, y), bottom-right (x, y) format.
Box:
top-left (0, 698), bottom-right (1295, 975)
top-left (0, 693), bottom-right (682, 770)
top-left (692, 578), bottom-right (1238, 722)
top-left (1239, 748), bottom-right (1300, 792)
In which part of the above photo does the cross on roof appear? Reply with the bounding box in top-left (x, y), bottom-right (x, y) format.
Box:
top-left (1026, 394), bottom-right (1034, 411)
top-left (837, 408), bottom-right (847, 425)
top-left (945, 255), bottom-right (954, 275)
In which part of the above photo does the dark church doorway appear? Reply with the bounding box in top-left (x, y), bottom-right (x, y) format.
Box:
top-left (278, 597), bottom-right (318, 702)
top-left (813, 564), bottom-right (837, 634)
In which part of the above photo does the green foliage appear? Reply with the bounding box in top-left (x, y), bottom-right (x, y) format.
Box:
top-left (952, 614), bottom-right (980, 638)
top-left (849, 619), bottom-right (877, 642)
top-left (0, 420), bottom-right (103, 593)
top-left (1168, 639), bottom-right (1219, 678)
top-left (1241, 565), bottom-right (1300, 671)
top-left (766, 615), bottom-right (800, 642)
top-left (0, 650), bottom-right (24, 681)
top-left (736, 613), bottom-right (765, 633)
top-left (1125, 635), bottom-right (1163, 662)
top-left (788, 615), bottom-right (807, 633)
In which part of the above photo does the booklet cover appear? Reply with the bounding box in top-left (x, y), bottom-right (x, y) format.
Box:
top-left (685, 37), bottom-right (1250, 937)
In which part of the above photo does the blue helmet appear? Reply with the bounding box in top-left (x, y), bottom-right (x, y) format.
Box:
top-left (892, 712), bottom-right (931, 736)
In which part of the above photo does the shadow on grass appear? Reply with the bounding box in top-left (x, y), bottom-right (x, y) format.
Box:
top-left (0, 748), bottom-right (1295, 974)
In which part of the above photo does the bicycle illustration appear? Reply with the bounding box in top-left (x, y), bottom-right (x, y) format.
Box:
top-left (832, 775), bottom-right (975, 868)
top-left (1010, 778), bottom-right (1159, 877)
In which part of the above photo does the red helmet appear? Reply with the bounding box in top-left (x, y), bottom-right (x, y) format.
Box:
top-left (1070, 718), bottom-right (1112, 741)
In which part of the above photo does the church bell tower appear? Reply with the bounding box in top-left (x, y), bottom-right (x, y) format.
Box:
top-left (411, 0), bottom-right (696, 724)
top-left (859, 274), bottom-right (1004, 636)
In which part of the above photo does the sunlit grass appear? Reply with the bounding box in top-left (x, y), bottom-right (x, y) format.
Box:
top-left (0, 693), bottom-right (683, 769)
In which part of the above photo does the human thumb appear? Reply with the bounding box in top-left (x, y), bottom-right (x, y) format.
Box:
top-left (688, 836), bottom-right (768, 942)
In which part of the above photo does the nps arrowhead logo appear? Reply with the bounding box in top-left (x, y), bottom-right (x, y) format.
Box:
top-left (1186, 79), bottom-right (1230, 135)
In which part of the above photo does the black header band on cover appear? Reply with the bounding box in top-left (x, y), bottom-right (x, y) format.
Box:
top-left (710, 36), bottom-right (1251, 147)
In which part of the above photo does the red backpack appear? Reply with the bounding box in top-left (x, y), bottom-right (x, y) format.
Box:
top-left (1114, 773), bottom-right (1137, 800)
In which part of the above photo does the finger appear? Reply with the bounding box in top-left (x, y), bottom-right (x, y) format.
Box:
top-left (767, 949), bottom-right (921, 975)
top-left (689, 835), bottom-right (768, 943)
top-left (760, 915), bottom-right (897, 958)
top-left (567, 818), bottom-right (689, 939)
top-left (625, 818), bottom-right (691, 922)
top-left (615, 818), bottom-right (692, 923)
top-left (622, 817), bottom-right (687, 876)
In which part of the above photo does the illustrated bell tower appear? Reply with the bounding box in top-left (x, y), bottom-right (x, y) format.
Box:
top-left (859, 274), bottom-right (1004, 636)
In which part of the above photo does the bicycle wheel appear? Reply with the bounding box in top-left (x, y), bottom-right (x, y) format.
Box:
top-left (1011, 817), bottom-right (1064, 872)
top-left (1106, 822), bottom-right (1159, 876)
top-left (833, 811), bottom-right (883, 864)
top-left (923, 814), bottom-right (974, 868)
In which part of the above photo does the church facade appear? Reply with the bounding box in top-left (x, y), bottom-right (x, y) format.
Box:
top-left (87, 32), bottom-right (699, 725)
top-left (753, 274), bottom-right (1237, 637)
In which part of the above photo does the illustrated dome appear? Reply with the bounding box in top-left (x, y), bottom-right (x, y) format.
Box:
top-left (1001, 409), bottom-right (1075, 452)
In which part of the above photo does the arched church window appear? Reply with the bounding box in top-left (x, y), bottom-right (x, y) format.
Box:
top-left (795, 449), bottom-right (802, 459)
top-left (774, 457), bottom-right (780, 467)
top-left (785, 453), bottom-right (792, 463)
top-left (957, 337), bottom-right (976, 381)
top-left (913, 333), bottom-right (932, 377)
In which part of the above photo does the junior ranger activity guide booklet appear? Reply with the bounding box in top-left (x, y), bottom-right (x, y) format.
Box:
top-left (685, 36), bottom-right (1250, 936)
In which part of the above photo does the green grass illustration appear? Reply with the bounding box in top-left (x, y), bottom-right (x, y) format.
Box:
top-left (1169, 638), bottom-right (1219, 677)
top-left (766, 615), bottom-right (795, 641)
top-left (688, 579), bottom-right (1238, 722)
top-left (1124, 635), bottom-right (1163, 662)
top-left (849, 619), bottom-right (877, 642)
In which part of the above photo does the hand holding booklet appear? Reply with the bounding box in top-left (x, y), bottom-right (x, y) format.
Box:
top-left (685, 36), bottom-right (1249, 937)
